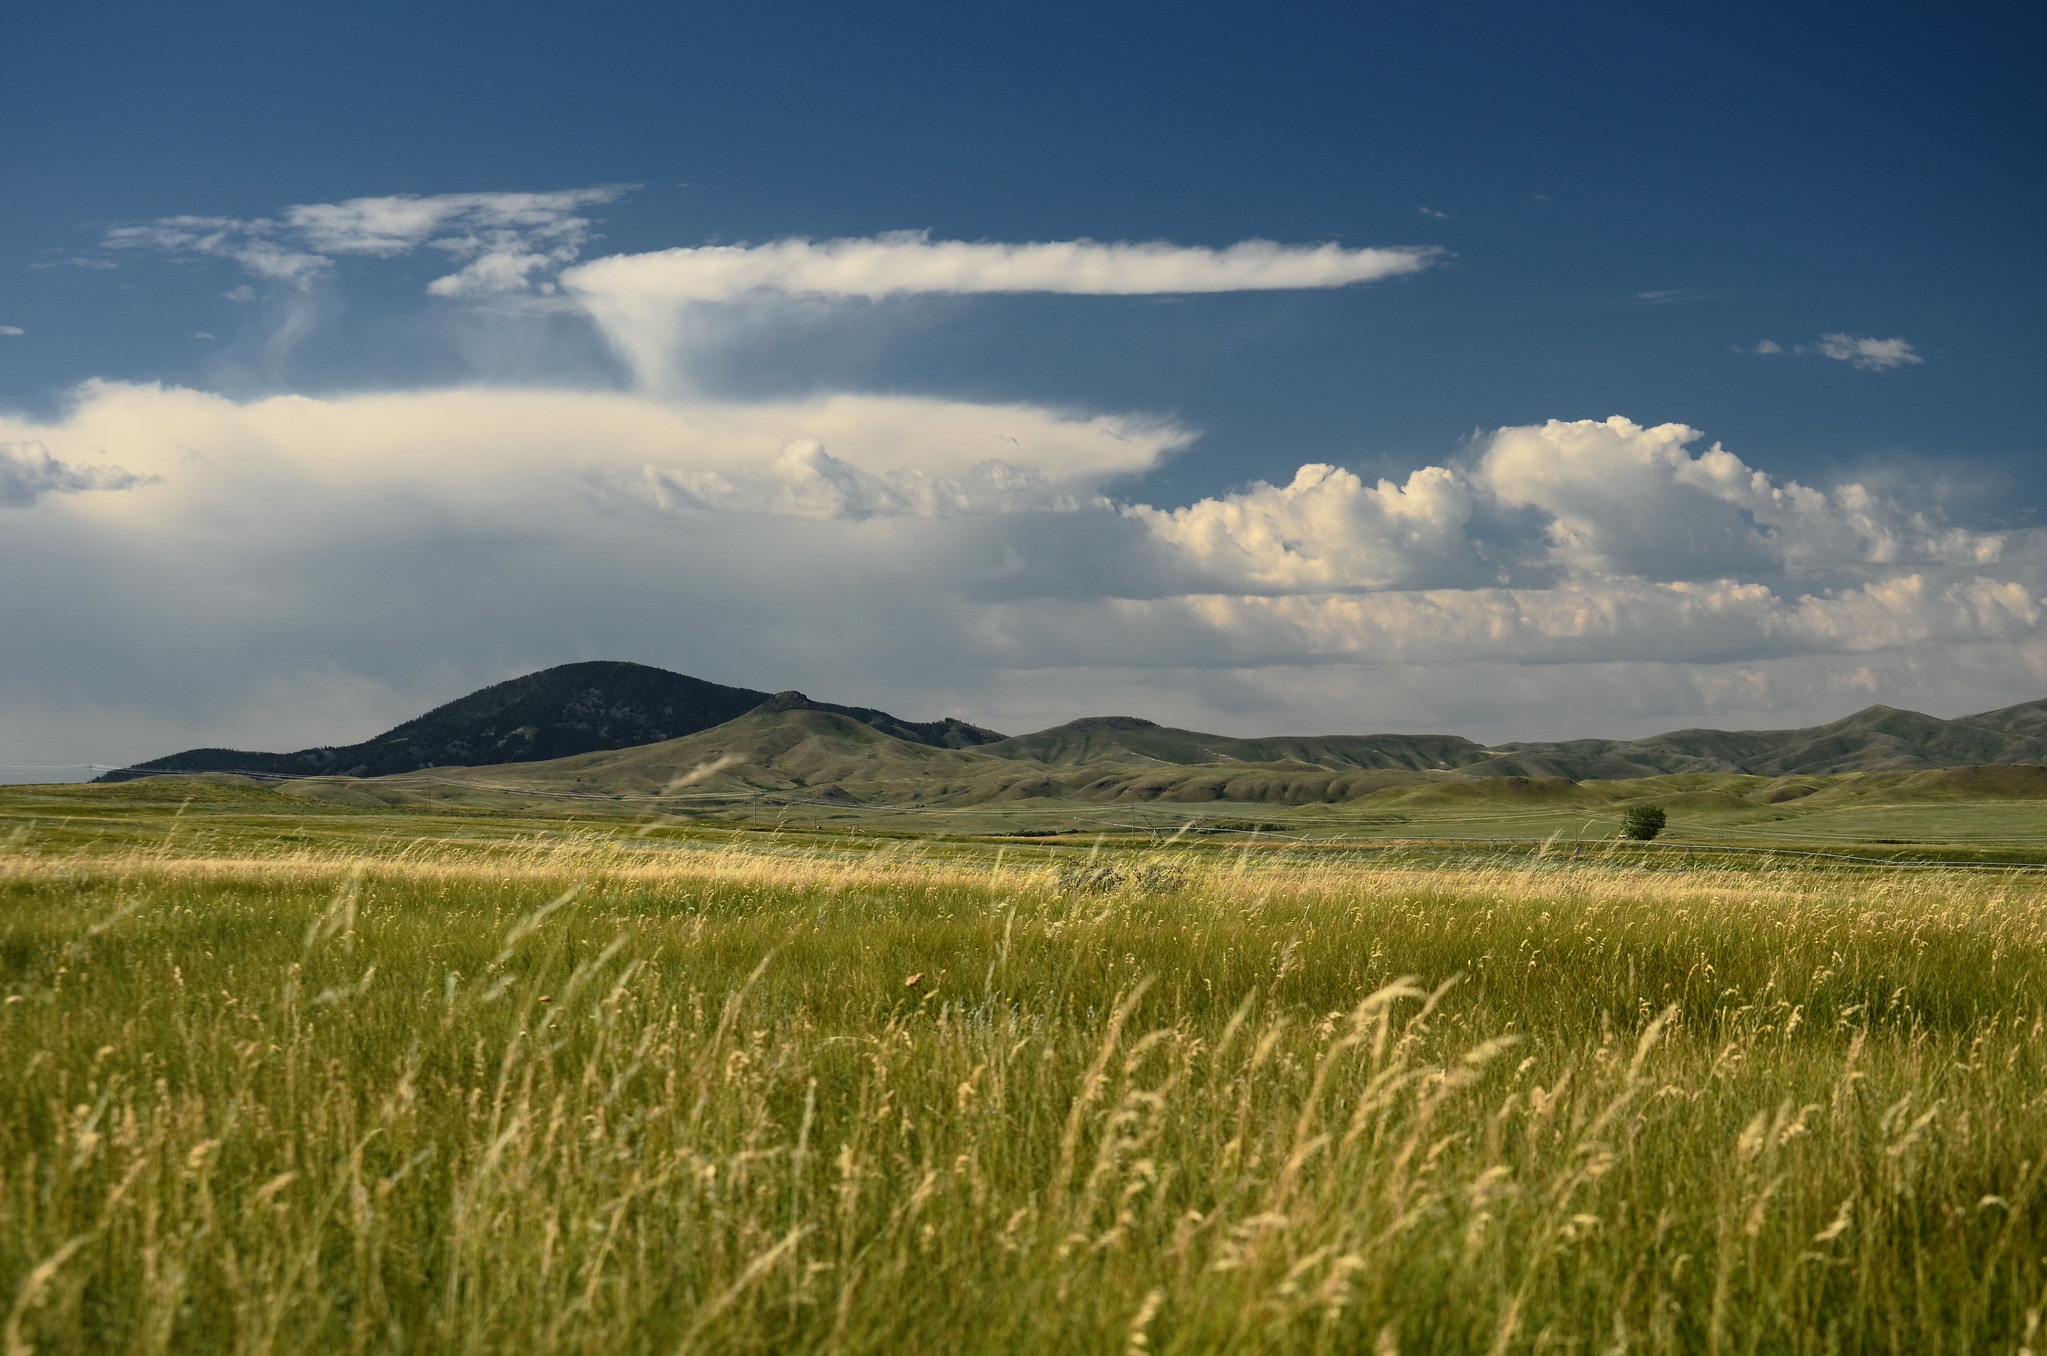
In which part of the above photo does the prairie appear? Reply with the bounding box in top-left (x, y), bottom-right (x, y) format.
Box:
top-left (2, 789), bottom-right (2045, 1352)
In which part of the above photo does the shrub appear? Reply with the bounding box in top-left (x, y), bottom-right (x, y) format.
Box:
top-left (1053, 857), bottom-right (1190, 895)
top-left (1054, 859), bottom-right (1123, 894)
top-left (1621, 803), bottom-right (1668, 841)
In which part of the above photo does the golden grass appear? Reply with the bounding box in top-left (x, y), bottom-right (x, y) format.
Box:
top-left (2, 832), bottom-right (2045, 1352)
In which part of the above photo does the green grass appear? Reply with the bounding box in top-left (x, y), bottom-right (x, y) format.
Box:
top-left (2, 797), bottom-right (2046, 1351)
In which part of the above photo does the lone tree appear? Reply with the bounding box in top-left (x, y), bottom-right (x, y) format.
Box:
top-left (1621, 803), bottom-right (1668, 841)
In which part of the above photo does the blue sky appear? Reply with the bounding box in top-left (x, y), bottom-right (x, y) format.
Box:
top-left (2, 0), bottom-right (2044, 771)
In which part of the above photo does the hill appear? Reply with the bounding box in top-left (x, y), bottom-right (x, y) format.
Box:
top-left (100, 661), bottom-right (1003, 782)
top-left (1478, 702), bottom-right (2047, 779)
top-left (98, 656), bottom-right (2047, 798)
top-left (975, 716), bottom-right (1492, 771)
top-left (298, 706), bottom-right (1461, 811)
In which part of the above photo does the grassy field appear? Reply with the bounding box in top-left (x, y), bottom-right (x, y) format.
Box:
top-left (3, 783), bottom-right (2047, 1352)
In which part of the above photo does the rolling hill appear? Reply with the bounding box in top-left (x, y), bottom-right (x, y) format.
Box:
top-left (99, 661), bottom-right (1004, 782)
top-left (1475, 701), bottom-right (2047, 779)
top-left (100, 658), bottom-right (2047, 808)
top-left (974, 716), bottom-right (1491, 771)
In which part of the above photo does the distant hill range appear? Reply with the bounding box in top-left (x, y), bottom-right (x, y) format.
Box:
top-left (97, 661), bottom-right (1004, 782)
top-left (100, 660), bottom-right (2047, 790)
top-left (964, 701), bottom-right (2047, 781)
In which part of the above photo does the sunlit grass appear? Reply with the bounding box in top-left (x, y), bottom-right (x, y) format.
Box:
top-left (3, 829), bottom-right (2044, 1352)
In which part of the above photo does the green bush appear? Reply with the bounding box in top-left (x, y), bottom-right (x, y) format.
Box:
top-left (1621, 802), bottom-right (1668, 840)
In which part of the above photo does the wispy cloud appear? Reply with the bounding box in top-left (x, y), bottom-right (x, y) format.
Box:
top-left (565, 232), bottom-right (1439, 388)
top-left (0, 326), bottom-right (21, 337)
top-left (1815, 333), bottom-right (1922, 371)
top-left (1739, 334), bottom-right (1922, 371)
top-left (1417, 206), bottom-right (1448, 219)
top-left (101, 187), bottom-right (630, 295)
top-left (562, 232), bottom-right (1436, 305)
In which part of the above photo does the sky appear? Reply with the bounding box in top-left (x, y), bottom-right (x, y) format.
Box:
top-left (2, 0), bottom-right (2044, 775)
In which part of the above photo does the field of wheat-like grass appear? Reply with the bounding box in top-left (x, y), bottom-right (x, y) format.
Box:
top-left (3, 830), bottom-right (2045, 1353)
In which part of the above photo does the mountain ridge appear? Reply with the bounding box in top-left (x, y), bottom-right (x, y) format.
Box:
top-left (99, 660), bottom-right (2047, 789)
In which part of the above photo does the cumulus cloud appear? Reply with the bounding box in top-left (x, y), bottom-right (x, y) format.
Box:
top-left (102, 187), bottom-right (628, 294)
top-left (0, 326), bottom-right (23, 337)
top-left (3, 383), bottom-right (2041, 765)
top-left (1128, 463), bottom-right (1482, 591)
top-left (1815, 333), bottom-right (1922, 371)
top-left (1475, 417), bottom-right (1991, 579)
top-left (1121, 417), bottom-right (1998, 594)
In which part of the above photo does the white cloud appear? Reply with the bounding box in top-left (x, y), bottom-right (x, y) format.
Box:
top-left (2, 384), bottom-right (2040, 764)
top-left (1815, 333), bottom-right (1922, 371)
top-left (0, 326), bottom-right (22, 337)
top-left (4, 381), bottom-right (1181, 525)
top-left (102, 187), bottom-right (628, 295)
top-left (604, 438), bottom-right (1095, 520)
top-left (1474, 417), bottom-right (1991, 579)
top-left (564, 232), bottom-right (1434, 387)
top-left (1417, 207), bottom-right (1448, 219)
top-left (1120, 417), bottom-right (1998, 593)
top-left (1019, 573), bottom-right (2041, 671)
top-left (1744, 339), bottom-right (1784, 354)
top-left (1127, 462), bottom-right (1481, 591)
top-left (564, 233), bottom-right (1433, 305)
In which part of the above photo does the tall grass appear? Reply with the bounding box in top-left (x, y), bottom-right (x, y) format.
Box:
top-left (2, 834), bottom-right (2045, 1352)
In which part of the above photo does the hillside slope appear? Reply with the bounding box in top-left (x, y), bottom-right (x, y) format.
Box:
top-left (975, 716), bottom-right (1492, 771)
top-left (335, 707), bottom-right (1460, 809)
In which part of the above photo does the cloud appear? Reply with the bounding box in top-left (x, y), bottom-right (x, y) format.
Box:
top-left (103, 216), bottom-right (332, 285)
top-left (5, 380), bottom-right (1182, 522)
top-left (1742, 335), bottom-right (1923, 372)
top-left (102, 187), bottom-right (629, 294)
top-left (3, 384), bottom-right (2041, 765)
top-left (1417, 207), bottom-right (1448, 219)
top-left (603, 438), bottom-right (1096, 520)
top-left (565, 232), bottom-right (1432, 304)
top-left (1127, 463), bottom-right (1482, 591)
top-left (1815, 333), bottom-right (1922, 371)
top-left (0, 441), bottom-right (152, 508)
top-left (564, 232), bottom-right (1435, 387)
top-left (1473, 417), bottom-right (1991, 579)
top-left (0, 326), bottom-right (22, 337)
top-left (1122, 417), bottom-right (1998, 594)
